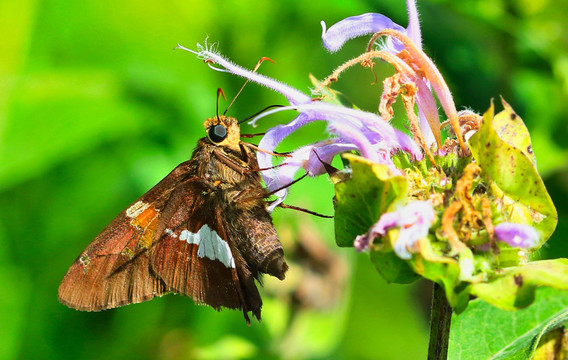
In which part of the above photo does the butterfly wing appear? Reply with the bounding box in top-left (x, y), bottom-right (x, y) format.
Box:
top-left (59, 135), bottom-right (284, 322)
top-left (59, 162), bottom-right (264, 322)
top-left (58, 161), bottom-right (193, 311)
top-left (149, 178), bottom-right (263, 323)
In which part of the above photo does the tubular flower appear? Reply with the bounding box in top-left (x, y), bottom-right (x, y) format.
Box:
top-left (354, 201), bottom-right (435, 259)
top-left (495, 223), bottom-right (539, 249)
top-left (321, 13), bottom-right (406, 54)
top-left (321, 0), bottom-right (422, 53)
top-left (178, 0), bottom-right (443, 206)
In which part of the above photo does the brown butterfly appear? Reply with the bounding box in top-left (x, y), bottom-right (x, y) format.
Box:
top-left (58, 115), bottom-right (288, 324)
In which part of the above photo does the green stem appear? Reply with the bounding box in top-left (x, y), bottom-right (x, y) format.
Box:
top-left (428, 282), bottom-right (453, 360)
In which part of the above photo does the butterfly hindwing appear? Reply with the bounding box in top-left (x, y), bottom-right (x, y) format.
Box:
top-left (150, 178), bottom-right (263, 322)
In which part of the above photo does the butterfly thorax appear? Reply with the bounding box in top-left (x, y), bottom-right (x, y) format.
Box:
top-left (188, 138), bottom-right (266, 213)
top-left (190, 138), bottom-right (257, 181)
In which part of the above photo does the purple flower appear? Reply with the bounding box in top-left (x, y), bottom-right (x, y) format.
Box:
top-left (354, 201), bottom-right (435, 259)
top-left (255, 101), bottom-right (423, 208)
top-left (319, 0), bottom-right (466, 152)
top-left (176, 42), bottom-right (422, 208)
top-left (177, 0), bottom-right (465, 207)
top-left (495, 223), bottom-right (539, 249)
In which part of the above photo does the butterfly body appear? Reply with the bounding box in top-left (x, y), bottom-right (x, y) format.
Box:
top-left (58, 116), bottom-right (288, 323)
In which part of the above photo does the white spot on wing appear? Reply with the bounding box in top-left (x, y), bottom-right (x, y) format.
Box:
top-left (126, 201), bottom-right (149, 218)
top-left (180, 229), bottom-right (200, 245)
top-left (178, 225), bottom-right (235, 268)
top-left (165, 228), bottom-right (177, 238)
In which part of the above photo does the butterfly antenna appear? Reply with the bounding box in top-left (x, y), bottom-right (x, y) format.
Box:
top-left (224, 57), bottom-right (276, 116)
top-left (242, 142), bottom-right (292, 157)
top-left (264, 171), bottom-right (333, 218)
top-left (278, 203), bottom-right (333, 218)
top-left (266, 173), bottom-right (308, 197)
top-left (238, 104), bottom-right (285, 125)
top-left (216, 88), bottom-right (227, 121)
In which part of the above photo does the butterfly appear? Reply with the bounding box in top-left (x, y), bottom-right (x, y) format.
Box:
top-left (58, 115), bottom-right (288, 324)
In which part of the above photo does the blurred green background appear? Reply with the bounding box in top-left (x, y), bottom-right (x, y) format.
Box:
top-left (1, 0), bottom-right (567, 359)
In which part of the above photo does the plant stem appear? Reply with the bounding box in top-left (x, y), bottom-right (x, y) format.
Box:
top-left (428, 282), bottom-right (453, 360)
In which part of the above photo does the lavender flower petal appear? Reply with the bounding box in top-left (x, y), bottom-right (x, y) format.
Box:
top-left (176, 44), bottom-right (311, 106)
top-left (252, 101), bottom-right (422, 193)
top-left (289, 102), bottom-right (423, 159)
top-left (391, 201), bottom-right (435, 259)
top-left (415, 78), bottom-right (440, 147)
top-left (271, 141), bottom-right (355, 189)
top-left (305, 141), bottom-right (357, 175)
top-left (321, 13), bottom-right (406, 53)
top-left (279, 140), bottom-right (359, 181)
top-left (259, 116), bottom-right (380, 206)
top-left (495, 223), bottom-right (539, 248)
top-left (253, 102), bottom-right (421, 204)
top-left (405, 0), bottom-right (422, 49)
top-left (355, 211), bottom-right (399, 252)
top-left (325, 119), bottom-right (381, 162)
top-left (263, 140), bottom-right (357, 212)
top-left (355, 201), bottom-right (435, 258)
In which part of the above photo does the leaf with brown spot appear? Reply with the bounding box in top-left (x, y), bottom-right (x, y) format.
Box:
top-left (468, 99), bottom-right (557, 248)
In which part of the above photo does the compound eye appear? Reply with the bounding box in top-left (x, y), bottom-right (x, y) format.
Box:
top-left (208, 124), bottom-right (227, 143)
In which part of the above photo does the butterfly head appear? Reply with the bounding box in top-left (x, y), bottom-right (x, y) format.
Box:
top-left (203, 115), bottom-right (241, 150)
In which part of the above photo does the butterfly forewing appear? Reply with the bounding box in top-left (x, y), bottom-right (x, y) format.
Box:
top-left (58, 161), bottom-right (193, 310)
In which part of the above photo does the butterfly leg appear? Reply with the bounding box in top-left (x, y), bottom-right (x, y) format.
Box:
top-left (212, 149), bottom-right (249, 174)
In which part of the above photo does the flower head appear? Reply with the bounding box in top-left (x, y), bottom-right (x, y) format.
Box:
top-left (178, 0), bottom-right (560, 316)
top-left (317, 0), bottom-right (468, 156)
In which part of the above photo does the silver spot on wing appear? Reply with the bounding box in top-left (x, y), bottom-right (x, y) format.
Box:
top-left (178, 225), bottom-right (235, 268)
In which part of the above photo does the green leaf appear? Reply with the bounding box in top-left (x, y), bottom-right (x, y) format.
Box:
top-left (448, 287), bottom-right (568, 360)
top-left (370, 249), bottom-right (419, 284)
top-left (333, 154), bottom-right (408, 247)
top-left (470, 259), bottom-right (568, 310)
top-left (468, 99), bottom-right (557, 247)
top-left (411, 239), bottom-right (471, 312)
top-left (492, 98), bottom-right (536, 166)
